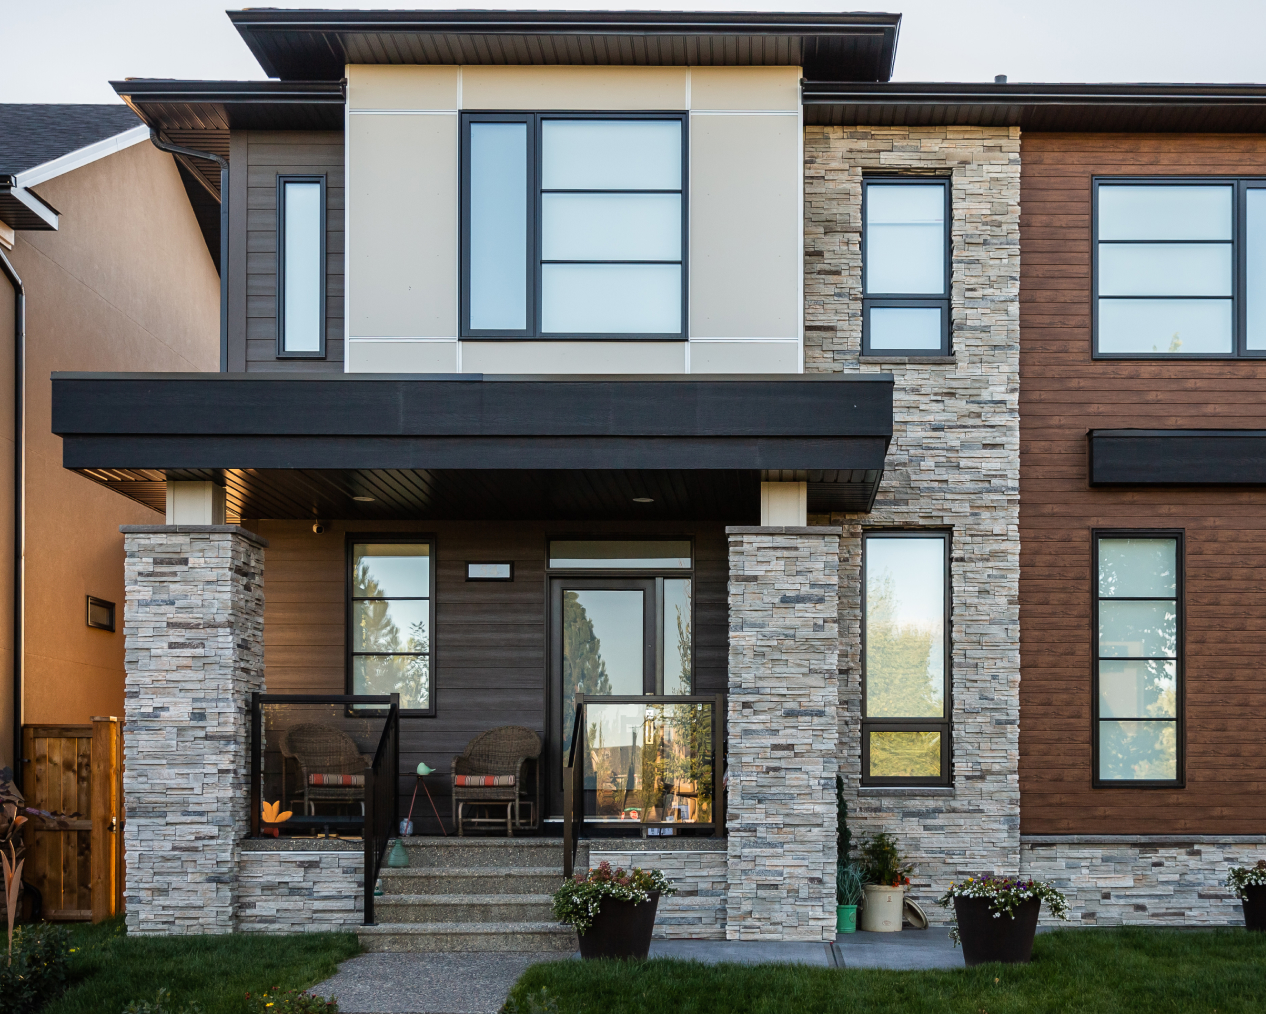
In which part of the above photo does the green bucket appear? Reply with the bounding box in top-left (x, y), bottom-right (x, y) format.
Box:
top-left (837, 904), bottom-right (857, 934)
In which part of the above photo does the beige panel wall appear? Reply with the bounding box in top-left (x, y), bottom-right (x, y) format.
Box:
top-left (9, 140), bottom-right (219, 734)
top-left (347, 112), bottom-right (458, 339)
top-left (347, 339), bottom-right (458, 373)
top-left (343, 64), bottom-right (802, 373)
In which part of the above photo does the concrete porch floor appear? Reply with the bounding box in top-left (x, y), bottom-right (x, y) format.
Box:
top-left (316, 929), bottom-right (964, 1014)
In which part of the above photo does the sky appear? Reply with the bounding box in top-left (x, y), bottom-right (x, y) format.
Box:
top-left (4, 0), bottom-right (1266, 104)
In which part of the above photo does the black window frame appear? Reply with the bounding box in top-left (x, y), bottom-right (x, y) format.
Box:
top-left (860, 529), bottom-right (952, 787)
top-left (460, 111), bottom-right (689, 342)
top-left (861, 176), bottom-right (952, 357)
top-left (345, 534), bottom-right (437, 718)
top-left (1092, 176), bottom-right (1266, 360)
top-left (86, 595), bottom-right (115, 632)
top-left (1091, 528), bottom-right (1185, 789)
top-left (275, 174), bottom-right (327, 360)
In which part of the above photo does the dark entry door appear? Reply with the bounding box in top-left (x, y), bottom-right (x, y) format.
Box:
top-left (548, 578), bottom-right (655, 816)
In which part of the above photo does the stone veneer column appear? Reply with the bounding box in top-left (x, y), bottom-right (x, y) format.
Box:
top-left (725, 526), bottom-right (840, 941)
top-left (121, 524), bottom-right (266, 935)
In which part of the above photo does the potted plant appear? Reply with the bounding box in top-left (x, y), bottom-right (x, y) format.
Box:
top-left (836, 861), bottom-right (865, 933)
top-left (937, 876), bottom-right (1069, 965)
top-left (1226, 860), bottom-right (1266, 931)
top-left (552, 860), bottom-right (675, 960)
top-left (858, 833), bottom-right (912, 933)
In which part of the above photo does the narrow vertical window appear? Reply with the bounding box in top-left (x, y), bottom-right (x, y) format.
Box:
top-left (349, 541), bottom-right (434, 714)
top-left (861, 532), bottom-right (951, 785)
top-left (467, 119), bottom-right (530, 332)
top-left (862, 179), bottom-right (950, 356)
top-left (276, 176), bottom-right (326, 357)
top-left (1246, 186), bottom-right (1266, 350)
top-left (1094, 533), bottom-right (1182, 784)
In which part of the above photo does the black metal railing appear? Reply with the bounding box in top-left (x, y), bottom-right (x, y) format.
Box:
top-left (363, 698), bottom-right (400, 926)
top-left (563, 693), bottom-right (725, 879)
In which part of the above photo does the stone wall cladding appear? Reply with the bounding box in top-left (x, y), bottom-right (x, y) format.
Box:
top-left (803, 126), bottom-right (1022, 921)
top-left (726, 527), bottom-right (840, 942)
top-left (238, 850), bottom-right (364, 932)
top-left (122, 526), bottom-right (266, 935)
top-left (589, 848), bottom-right (727, 940)
top-left (1022, 837), bottom-right (1265, 927)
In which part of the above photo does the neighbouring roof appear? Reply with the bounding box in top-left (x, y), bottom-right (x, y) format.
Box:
top-left (227, 8), bottom-right (903, 81)
top-left (0, 104), bottom-right (143, 177)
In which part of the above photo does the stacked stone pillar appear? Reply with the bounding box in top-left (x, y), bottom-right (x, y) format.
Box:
top-left (725, 526), bottom-right (840, 941)
top-left (121, 525), bottom-right (266, 934)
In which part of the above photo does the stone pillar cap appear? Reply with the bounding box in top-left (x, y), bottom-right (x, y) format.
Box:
top-left (120, 524), bottom-right (269, 548)
top-left (726, 525), bottom-right (842, 535)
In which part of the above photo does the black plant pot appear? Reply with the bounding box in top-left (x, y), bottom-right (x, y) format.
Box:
top-left (954, 896), bottom-right (1042, 966)
top-left (577, 892), bottom-right (661, 960)
top-left (1243, 885), bottom-right (1266, 931)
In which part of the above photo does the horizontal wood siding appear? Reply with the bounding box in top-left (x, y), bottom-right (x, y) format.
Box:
top-left (1019, 133), bottom-right (1266, 834)
top-left (245, 131), bottom-right (344, 372)
top-left (252, 519), bottom-right (726, 833)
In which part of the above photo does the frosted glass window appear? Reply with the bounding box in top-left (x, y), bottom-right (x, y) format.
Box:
top-left (865, 184), bottom-right (946, 295)
top-left (1097, 298), bottom-right (1232, 355)
top-left (469, 122), bottom-right (528, 330)
top-left (281, 181), bottom-right (322, 353)
top-left (1098, 185), bottom-right (1231, 241)
top-left (868, 731), bottom-right (942, 779)
top-left (1249, 189), bottom-right (1266, 350)
top-left (542, 120), bottom-right (681, 190)
top-left (542, 264), bottom-right (680, 334)
top-left (1095, 534), bottom-right (1180, 783)
top-left (549, 541), bottom-right (692, 569)
top-left (868, 307), bottom-right (942, 350)
top-left (542, 194), bottom-right (680, 261)
top-left (1098, 244), bottom-right (1230, 296)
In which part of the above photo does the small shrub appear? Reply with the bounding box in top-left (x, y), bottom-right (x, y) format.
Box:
top-left (857, 833), bottom-right (913, 888)
top-left (244, 986), bottom-right (339, 1012)
top-left (1226, 859), bottom-right (1266, 898)
top-left (1, 923), bottom-right (71, 1014)
top-left (502, 985), bottom-right (560, 1014)
top-left (552, 861), bottom-right (676, 936)
top-left (122, 987), bottom-right (204, 1014)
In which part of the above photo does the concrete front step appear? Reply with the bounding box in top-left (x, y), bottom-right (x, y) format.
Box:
top-left (358, 920), bottom-right (577, 953)
top-left (379, 866), bottom-right (564, 896)
top-left (374, 893), bottom-right (555, 924)
top-left (399, 837), bottom-right (564, 868)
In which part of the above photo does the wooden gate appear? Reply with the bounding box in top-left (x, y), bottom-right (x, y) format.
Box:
top-left (21, 718), bottom-right (123, 922)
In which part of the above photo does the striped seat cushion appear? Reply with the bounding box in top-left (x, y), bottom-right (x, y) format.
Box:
top-left (308, 774), bottom-right (365, 787)
top-left (454, 775), bottom-right (516, 787)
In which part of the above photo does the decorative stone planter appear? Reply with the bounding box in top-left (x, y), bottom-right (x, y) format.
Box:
top-left (837, 904), bottom-right (857, 933)
top-left (577, 892), bottom-right (661, 960)
top-left (1244, 885), bottom-right (1266, 931)
top-left (954, 896), bottom-right (1041, 966)
top-left (860, 885), bottom-right (904, 932)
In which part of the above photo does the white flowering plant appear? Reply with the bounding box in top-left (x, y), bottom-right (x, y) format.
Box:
top-left (936, 875), bottom-right (1069, 945)
top-left (551, 861), bottom-right (675, 936)
top-left (1226, 860), bottom-right (1266, 898)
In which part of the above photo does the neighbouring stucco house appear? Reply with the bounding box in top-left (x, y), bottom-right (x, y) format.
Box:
top-left (45, 8), bottom-right (1266, 944)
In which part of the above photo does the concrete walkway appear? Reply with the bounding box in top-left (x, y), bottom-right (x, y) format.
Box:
top-left (316, 930), bottom-right (964, 1013)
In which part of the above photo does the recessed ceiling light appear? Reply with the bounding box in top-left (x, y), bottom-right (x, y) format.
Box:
top-left (353, 495), bottom-right (375, 502)
top-left (632, 497), bottom-right (654, 503)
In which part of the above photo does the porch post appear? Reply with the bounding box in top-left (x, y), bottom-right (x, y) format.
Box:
top-left (725, 525), bottom-right (840, 941)
top-left (121, 524), bottom-right (266, 935)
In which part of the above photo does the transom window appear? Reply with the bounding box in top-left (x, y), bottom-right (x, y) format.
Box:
top-left (461, 114), bottom-right (686, 339)
top-left (1094, 532), bottom-right (1182, 785)
top-left (862, 178), bottom-right (951, 356)
top-left (861, 532), bottom-right (951, 785)
top-left (1094, 178), bottom-right (1266, 357)
top-left (348, 540), bottom-right (434, 715)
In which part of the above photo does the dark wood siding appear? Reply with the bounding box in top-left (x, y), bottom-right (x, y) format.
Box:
top-left (251, 518), bottom-right (727, 833)
top-left (1019, 133), bottom-right (1266, 835)
top-left (235, 131), bottom-right (344, 372)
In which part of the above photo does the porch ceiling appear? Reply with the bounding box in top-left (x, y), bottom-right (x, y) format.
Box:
top-left (52, 372), bottom-right (893, 520)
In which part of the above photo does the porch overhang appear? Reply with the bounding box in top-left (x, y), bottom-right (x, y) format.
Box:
top-left (52, 373), bottom-right (893, 521)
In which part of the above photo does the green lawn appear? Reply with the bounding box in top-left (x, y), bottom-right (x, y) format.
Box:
top-left (508, 928), bottom-right (1266, 1014)
top-left (42, 919), bottom-right (361, 1014)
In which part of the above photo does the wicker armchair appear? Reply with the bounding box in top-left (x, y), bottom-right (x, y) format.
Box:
top-left (451, 726), bottom-right (541, 836)
top-left (280, 723), bottom-right (372, 816)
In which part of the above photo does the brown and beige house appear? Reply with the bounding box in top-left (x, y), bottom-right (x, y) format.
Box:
top-left (40, 8), bottom-right (1266, 943)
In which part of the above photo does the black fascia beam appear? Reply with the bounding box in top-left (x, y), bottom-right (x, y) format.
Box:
top-left (1090, 429), bottom-right (1266, 486)
top-left (0, 181), bottom-right (59, 231)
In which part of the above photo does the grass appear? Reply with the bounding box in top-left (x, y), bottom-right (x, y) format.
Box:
top-left (40, 918), bottom-right (361, 1014)
top-left (507, 928), bottom-right (1266, 1014)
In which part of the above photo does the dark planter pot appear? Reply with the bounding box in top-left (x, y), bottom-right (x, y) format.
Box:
top-left (1243, 885), bottom-right (1266, 931)
top-left (577, 891), bottom-right (661, 960)
top-left (954, 896), bottom-right (1042, 966)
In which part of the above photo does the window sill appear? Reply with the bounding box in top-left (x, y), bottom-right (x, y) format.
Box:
top-left (862, 355), bottom-right (956, 364)
top-left (858, 786), bottom-right (955, 797)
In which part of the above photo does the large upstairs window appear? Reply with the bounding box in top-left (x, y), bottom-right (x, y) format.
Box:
top-left (862, 178), bottom-right (951, 356)
top-left (461, 114), bottom-right (686, 339)
top-left (1094, 178), bottom-right (1266, 357)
